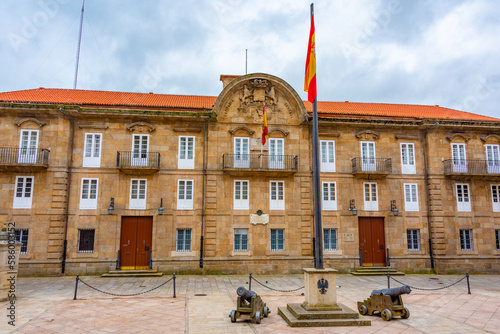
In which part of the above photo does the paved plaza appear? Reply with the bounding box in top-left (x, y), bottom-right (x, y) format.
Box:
top-left (1, 273), bottom-right (500, 333)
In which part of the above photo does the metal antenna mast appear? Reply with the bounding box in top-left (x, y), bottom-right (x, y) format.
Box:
top-left (73, 0), bottom-right (85, 89)
top-left (245, 49), bottom-right (248, 74)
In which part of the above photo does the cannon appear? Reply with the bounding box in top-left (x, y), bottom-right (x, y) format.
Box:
top-left (357, 285), bottom-right (411, 321)
top-left (229, 286), bottom-right (270, 324)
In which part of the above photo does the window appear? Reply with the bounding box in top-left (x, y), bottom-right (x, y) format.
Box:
top-left (13, 176), bottom-right (34, 209)
top-left (269, 138), bottom-right (284, 169)
top-left (323, 229), bottom-right (337, 251)
top-left (176, 229), bottom-right (192, 252)
top-left (496, 230), bottom-right (500, 250)
top-left (451, 143), bottom-right (467, 173)
top-left (404, 183), bottom-right (419, 212)
top-left (401, 143), bottom-right (416, 174)
top-left (83, 133), bottom-right (102, 167)
top-left (15, 229), bottom-right (29, 254)
top-left (80, 178), bottom-right (98, 209)
top-left (363, 182), bottom-right (378, 211)
top-left (486, 144), bottom-right (500, 174)
top-left (131, 134), bottom-right (149, 167)
top-left (234, 180), bottom-right (249, 210)
top-left (270, 181), bottom-right (285, 210)
top-left (322, 182), bottom-right (337, 210)
top-left (460, 229), bottom-right (473, 251)
top-left (18, 129), bottom-right (39, 163)
top-left (320, 140), bottom-right (335, 172)
top-left (456, 183), bottom-right (471, 212)
top-left (78, 229), bottom-right (95, 253)
top-left (234, 137), bottom-right (250, 168)
top-left (361, 141), bottom-right (376, 171)
top-left (407, 229), bottom-right (420, 250)
top-left (177, 180), bottom-right (193, 210)
top-left (178, 136), bottom-right (195, 169)
top-left (129, 179), bottom-right (147, 209)
top-left (492, 185), bottom-right (500, 212)
top-left (270, 229), bottom-right (284, 251)
top-left (234, 229), bottom-right (248, 252)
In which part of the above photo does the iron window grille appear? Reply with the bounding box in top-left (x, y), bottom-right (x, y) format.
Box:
top-left (177, 229), bottom-right (192, 252)
top-left (460, 229), bottom-right (473, 251)
top-left (323, 229), bottom-right (337, 251)
top-left (270, 229), bottom-right (284, 251)
top-left (15, 229), bottom-right (29, 254)
top-left (78, 229), bottom-right (95, 253)
top-left (234, 229), bottom-right (249, 252)
top-left (407, 229), bottom-right (420, 250)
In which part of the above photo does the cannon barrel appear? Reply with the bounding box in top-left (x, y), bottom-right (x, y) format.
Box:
top-left (237, 286), bottom-right (257, 303)
top-left (370, 285), bottom-right (411, 297)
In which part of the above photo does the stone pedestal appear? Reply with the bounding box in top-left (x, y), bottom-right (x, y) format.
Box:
top-left (303, 267), bottom-right (338, 308)
top-left (0, 230), bottom-right (21, 301)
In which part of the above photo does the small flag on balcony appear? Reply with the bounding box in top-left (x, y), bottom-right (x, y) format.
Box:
top-left (262, 102), bottom-right (268, 145)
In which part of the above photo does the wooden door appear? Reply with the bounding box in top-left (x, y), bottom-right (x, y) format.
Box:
top-left (358, 217), bottom-right (386, 266)
top-left (120, 216), bottom-right (153, 270)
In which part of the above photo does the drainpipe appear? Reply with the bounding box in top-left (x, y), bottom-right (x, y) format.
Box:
top-left (422, 122), bottom-right (439, 270)
top-left (199, 115), bottom-right (214, 269)
top-left (58, 107), bottom-right (75, 274)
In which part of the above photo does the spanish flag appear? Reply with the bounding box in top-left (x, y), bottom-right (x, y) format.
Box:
top-left (262, 102), bottom-right (268, 145)
top-left (304, 9), bottom-right (317, 103)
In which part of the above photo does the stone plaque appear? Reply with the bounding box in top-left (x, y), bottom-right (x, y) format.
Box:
top-left (250, 138), bottom-right (268, 151)
top-left (343, 233), bottom-right (354, 242)
top-left (250, 214), bottom-right (269, 225)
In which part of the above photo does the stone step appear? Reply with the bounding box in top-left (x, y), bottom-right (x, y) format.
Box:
top-left (287, 303), bottom-right (360, 320)
top-left (351, 267), bottom-right (405, 276)
top-left (278, 306), bottom-right (371, 328)
top-left (101, 270), bottom-right (163, 277)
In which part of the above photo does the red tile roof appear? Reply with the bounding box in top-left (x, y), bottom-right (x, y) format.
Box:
top-left (0, 88), bottom-right (498, 122)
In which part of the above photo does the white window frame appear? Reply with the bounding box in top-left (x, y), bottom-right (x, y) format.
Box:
top-left (451, 143), bottom-right (467, 173)
top-left (234, 180), bottom-right (249, 210)
top-left (79, 178), bottom-right (99, 210)
top-left (270, 229), bottom-right (285, 251)
top-left (177, 179), bottom-right (194, 210)
top-left (460, 229), bottom-right (473, 251)
top-left (270, 180), bottom-right (285, 210)
top-left (322, 182), bottom-right (337, 211)
top-left (269, 138), bottom-right (285, 169)
top-left (404, 183), bottom-right (419, 212)
top-left (234, 228), bottom-right (249, 252)
top-left (456, 183), bottom-right (471, 212)
top-left (407, 229), bottom-right (420, 251)
top-left (486, 144), bottom-right (500, 174)
top-left (320, 140), bottom-right (336, 172)
top-left (492, 185), bottom-right (500, 212)
top-left (131, 134), bottom-right (149, 167)
top-left (176, 229), bottom-right (192, 252)
top-left (400, 143), bottom-right (416, 174)
top-left (13, 176), bottom-right (34, 209)
top-left (129, 179), bottom-right (147, 209)
top-left (234, 137), bottom-right (250, 168)
top-left (178, 136), bottom-right (195, 169)
top-left (15, 229), bottom-right (29, 254)
top-left (18, 129), bottom-right (39, 164)
top-left (361, 141), bottom-right (376, 172)
top-left (323, 228), bottom-right (337, 251)
top-left (83, 133), bottom-right (102, 167)
top-left (363, 182), bottom-right (378, 211)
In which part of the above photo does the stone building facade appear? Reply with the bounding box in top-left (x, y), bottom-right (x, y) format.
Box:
top-left (0, 73), bottom-right (499, 275)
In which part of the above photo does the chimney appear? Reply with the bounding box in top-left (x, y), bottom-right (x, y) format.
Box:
top-left (220, 75), bottom-right (241, 89)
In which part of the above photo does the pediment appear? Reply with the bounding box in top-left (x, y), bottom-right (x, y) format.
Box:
top-left (126, 122), bottom-right (155, 132)
top-left (481, 134), bottom-right (500, 143)
top-left (355, 129), bottom-right (380, 140)
top-left (446, 133), bottom-right (470, 143)
top-left (15, 117), bottom-right (46, 128)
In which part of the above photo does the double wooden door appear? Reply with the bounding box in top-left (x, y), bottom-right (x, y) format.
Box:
top-left (358, 217), bottom-right (386, 266)
top-left (120, 216), bottom-right (152, 270)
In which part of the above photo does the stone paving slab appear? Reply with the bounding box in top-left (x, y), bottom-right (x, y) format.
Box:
top-left (0, 274), bottom-right (499, 333)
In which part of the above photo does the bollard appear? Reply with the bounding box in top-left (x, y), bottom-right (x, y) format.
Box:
top-left (466, 272), bottom-right (471, 294)
top-left (249, 273), bottom-right (252, 291)
top-left (73, 275), bottom-right (79, 300)
top-left (387, 272), bottom-right (391, 289)
top-left (173, 273), bottom-right (176, 298)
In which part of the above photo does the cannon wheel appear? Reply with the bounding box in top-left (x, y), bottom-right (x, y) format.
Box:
top-left (381, 309), bottom-right (393, 321)
top-left (263, 306), bottom-right (269, 317)
top-left (230, 310), bottom-right (236, 323)
top-left (402, 307), bottom-right (410, 319)
top-left (358, 304), bottom-right (368, 315)
top-left (255, 311), bottom-right (261, 324)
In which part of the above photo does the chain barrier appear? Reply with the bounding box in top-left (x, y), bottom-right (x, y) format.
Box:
top-left (389, 274), bottom-right (469, 292)
top-left (251, 276), bottom-right (305, 293)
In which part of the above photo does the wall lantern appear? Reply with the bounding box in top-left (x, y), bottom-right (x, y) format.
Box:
top-left (108, 197), bottom-right (114, 215)
top-left (391, 200), bottom-right (399, 216)
top-left (158, 198), bottom-right (164, 215)
top-left (349, 199), bottom-right (357, 216)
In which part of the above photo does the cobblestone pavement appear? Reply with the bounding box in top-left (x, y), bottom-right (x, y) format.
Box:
top-left (1, 274), bottom-right (500, 333)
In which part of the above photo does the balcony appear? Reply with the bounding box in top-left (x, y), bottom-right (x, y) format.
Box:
top-left (116, 151), bottom-right (160, 175)
top-left (0, 147), bottom-right (49, 172)
top-left (222, 153), bottom-right (298, 176)
top-left (443, 159), bottom-right (500, 180)
top-left (351, 157), bottom-right (392, 178)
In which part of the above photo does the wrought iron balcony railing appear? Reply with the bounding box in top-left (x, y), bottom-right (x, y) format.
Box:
top-left (222, 153), bottom-right (298, 171)
top-left (0, 147), bottom-right (49, 166)
top-left (443, 159), bottom-right (500, 176)
top-left (116, 151), bottom-right (161, 169)
top-left (351, 157), bottom-right (392, 174)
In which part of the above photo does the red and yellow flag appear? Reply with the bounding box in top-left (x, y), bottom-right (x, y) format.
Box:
top-left (262, 102), bottom-right (268, 145)
top-left (304, 11), bottom-right (317, 103)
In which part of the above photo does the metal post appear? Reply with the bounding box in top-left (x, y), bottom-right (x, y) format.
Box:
top-left (359, 248), bottom-right (363, 267)
top-left (173, 273), bottom-right (176, 298)
top-left (387, 272), bottom-right (390, 289)
top-left (466, 272), bottom-right (471, 294)
top-left (149, 250), bottom-right (152, 270)
top-left (249, 273), bottom-right (252, 291)
top-left (116, 250), bottom-right (120, 270)
top-left (386, 248), bottom-right (390, 267)
top-left (73, 275), bottom-right (79, 300)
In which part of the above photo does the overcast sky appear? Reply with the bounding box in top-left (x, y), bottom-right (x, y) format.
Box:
top-left (1, 0), bottom-right (499, 118)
